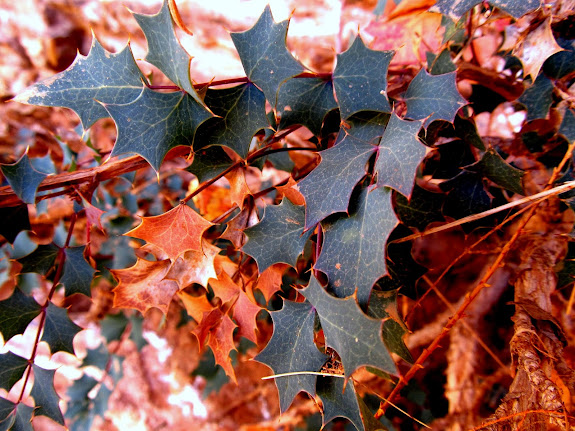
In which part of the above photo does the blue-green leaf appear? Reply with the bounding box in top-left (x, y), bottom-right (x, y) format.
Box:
top-left (41, 303), bottom-right (82, 355)
top-left (0, 288), bottom-right (42, 343)
top-left (1, 153), bottom-right (47, 205)
top-left (31, 365), bottom-right (64, 425)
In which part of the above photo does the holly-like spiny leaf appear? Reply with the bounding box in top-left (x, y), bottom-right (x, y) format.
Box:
top-left (3, 402), bottom-right (34, 431)
top-left (375, 113), bottom-right (424, 196)
top-left (106, 87), bottom-right (212, 172)
top-left (1, 152), bottom-right (47, 205)
top-left (255, 300), bottom-right (328, 412)
top-left (13, 39), bottom-right (144, 130)
top-left (316, 186), bottom-right (397, 306)
top-left (393, 185), bottom-right (445, 232)
top-left (0, 398), bottom-right (16, 426)
top-left (465, 148), bottom-right (524, 195)
top-left (0, 352), bottom-right (28, 391)
top-left (60, 246), bottom-right (96, 297)
top-left (404, 69), bottom-right (466, 126)
top-left (430, 0), bottom-right (542, 22)
top-left (126, 202), bottom-right (213, 261)
top-left (41, 303), bottom-right (82, 355)
top-left (17, 243), bottom-right (59, 276)
top-left (544, 37), bottom-right (575, 79)
top-left (300, 277), bottom-right (397, 381)
top-left (559, 109), bottom-right (575, 143)
top-left (441, 171), bottom-right (492, 219)
top-left (230, 5), bottom-right (304, 105)
top-left (187, 146), bottom-right (234, 183)
top-left (165, 239), bottom-right (219, 289)
top-left (333, 36), bottom-right (393, 119)
top-left (243, 198), bottom-right (312, 272)
top-left (0, 287), bottom-right (42, 343)
top-left (196, 83), bottom-right (268, 159)
top-left (31, 365), bottom-right (65, 425)
top-left (132, 0), bottom-right (204, 104)
top-left (518, 74), bottom-right (554, 122)
top-left (111, 258), bottom-right (179, 315)
top-left (277, 77), bottom-right (338, 136)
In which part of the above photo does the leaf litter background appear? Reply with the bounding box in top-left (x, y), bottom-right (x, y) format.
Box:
top-left (2, 0), bottom-right (575, 430)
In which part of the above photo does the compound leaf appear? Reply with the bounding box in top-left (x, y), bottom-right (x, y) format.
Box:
top-left (277, 77), bottom-right (338, 136)
top-left (61, 246), bottom-right (96, 297)
top-left (0, 352), bottom-right (28, 391)
top-left (126, 203), bottom-right (213, 261)
top-left (231, 5), bottom-right (303, 105)
top-left (316, 186), bottom-right (397, 306)
top-left (404, 69), bottom-right (466, 126)
top-left (465, 148), bottom-right (524, 195)
top-left (300, 277), bottom-right (397, 380)
top-left (0, 288), bottom-right (42, 343)
top-left (1, 153), bottom-right (47, 205)
top-left (243, 198), bottom-right (312, 272)
top-left (41, 303), bottom-right (82, 355)
top-left (430, 0), bottom-right (542, 21)
top-left (17, 244), bottom-right (59, 276)
top-left (132, 0), bottom-right (203, 103)
top-left (111, 258), bottom-right (178, 315)
top-left (196, 83), bottom-right (268, 158)
top-left (30, 365), bottom-right (64, 425)
top-left (106, 87), bottom-right (212, 172)
top-left (255, 300), bottom-right (328, 412)
top-left (13, 39), bottom-right (143, 130)
top-left (375, 113), bottom-right (424, 196)
top-left (333, 37), bottom-right (393, 119)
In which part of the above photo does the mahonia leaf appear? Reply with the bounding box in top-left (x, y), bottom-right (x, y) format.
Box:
top-left (0, 398), bottom-right (16, 425)
top-left (544, 37), bottom-right (575, 79)
top-left (404, 69), bottom-right (466, 126)
top-left (100, 313), bottom-right (129, 344)
top-left (393, 185), bottom-right (445, 231)
top-left (375, 113), bottom-right (424, 196)
top-left (232, 289), bottom-right (262, 343)
top-left (0, 352), bottom-right (28, 391)
top-left (560, 109), bottom-right (575, 143)
top-left (368, 290), bottom-right (413, 363)
top-left (17, 244), bottom-right (59, 275)
top-left (30, 365), bottom-right (64, 425)
top-left (61, 246), bottom-right (96, 297)
top-left (165, 239), bottom-right (219, 289)
top-left (4, 403), bottom-right (34, 431)
top-left (178, 291), bottom-right (214, 323)
top-left (1, 153), bottom-right (47, 205)
top-left (427, 48), bottom-right (456, 75)
top-left (230, 5), bottom-right (304, 105)
top-left (441, 171), bottom-right (492, 218)
top-left (518, 74), bottom-right (554, 122)
top-left (0, 204), bottom-right (30, 244)
top-left (277, 77), bottom-right (338, 136)
top-left (126, 203), bottom-right (213, 261)
top-left (465, 148), bottom-right (524, 195)
top-left (221, 203), bottom-right (260, 249)
top-left (65, 375), bottom-right (98, 431)
top-left (333, 37), bottom-right (393, 119)
top-left (132, 0), bottom-right (203, 103)
top-left (106, 87), bottom-right (212, 172)
top-left (317, 376), bottom-right (385, 431)
top-left (209, 270), bottom-right (240, 304)
top-left (41, 303), bottom-right (82, 355)
top-left (0, 288), bottom-right (42, 343)
top-left (13, 38), bottom-right (143, 129)
top-left (243, 198), bottom-right (312, 272)
top-left (255, 300), bottom-right (328, 412)
top-left (513, 17), bottom-right (563, 80)
top-left (316, 186), bottom-right (397, 306)
top-left (82, 343), bottom-right (110, 370)
top-left (187, 146), bottom-right (234, 183)
top-left (111, 258), bottom-right (178, 315)
top-left (254, 263), bottom-right (287, 302)
top-left (196, 83), bottom-right (268, 158)
top-left (430, 0), bottom-right (542, 21)
top-left (300, 277), bottom-right (397, 380)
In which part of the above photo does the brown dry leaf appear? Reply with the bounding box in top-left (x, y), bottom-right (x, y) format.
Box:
top-left (221, 199), bottom-right (259, 248)
top-left (111, 258), bottom-right (178, 315)
top-left (386, 0), bottom-right (437, 21)
top-left (513, 17), bottom-right (563, 80)
top-left (166, 239), bottom-right (220, 289)
top-left (255, 263), bottom-right (288, 303)
top-left (177, 290), bottom-right (214, 323)
top-left (232, 289), bottom-right (262, 343)
top-left (226, 167), bottom-right (252, 209)
top-left (210, 270), bottom-right (241, 304)
top-left (276, 176), bottom-right (305, 206)
top-left (126, 202), bottom-right (213, 260)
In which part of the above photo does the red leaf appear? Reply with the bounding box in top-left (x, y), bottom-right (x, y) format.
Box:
top-left (177, 291), bottom-right (214, 323)
top-left (255, 263), bottom-right (287, 302)
top-left (232, 289), bottom-right (262, 343)
top-left (210, 270), bottom-right (241, 304)
top-left (126, 203), bottom-right (213, 260)
top-left (166, 239), bottom-right (219, 289)
top-left (111, 258), bottom-right (178, 315)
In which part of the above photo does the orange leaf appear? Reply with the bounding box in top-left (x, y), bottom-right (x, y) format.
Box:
top-left (386, 0), bottom-right (436, 21)
top-left (232, 289), bottom-right (262, 343)
top-left (126, 203), bottom-right (213, 260)
top-left (226, 167), bottom-right (252, 209)
top-left (166, 239), bottom-right (220, 289)
top-left (255, 263), bottom-right (287, 302)
top-left (221, 200), bottom-right (259, 248)
top-left (192, 184), bottom-right (232, 220)
top-left (276, 176), bottom-right (305, 206)
top-left (177, 291), bottom-right (214, 323)
top-left (210, 270), bottom-right (241, 304)
top-left (111, 258), bottom-right (178, 315)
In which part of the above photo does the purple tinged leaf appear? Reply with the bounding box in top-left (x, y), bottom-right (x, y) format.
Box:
top-left (243, 198), bottom-right (312, 272)
top-left (0, 288), bottom-right (42, 343)
top-left (31, 365), bottom-right (65, 425)
top-left (375, 113), bottom-right (424, 196)
top-left (300, 277), bottom-right (397, 381)
top-left (41, 303), bottom-right (82, 355)
top-left (13, 39), bottom-right (144, 130)
top-left (1, 153), bottom-right (47, 205)
top-left (315, 186), bottom-right (397, 306)
top-left (255, 300), bottom-right (328, 412)
top-left (333, 37), bottom-right (394, 119)
top-left (106, 87), bottom-right (212, 172)
top-left (230, 5), bottom-right (304, 105)
top-left (404, 69), bottom-right (466, 126)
